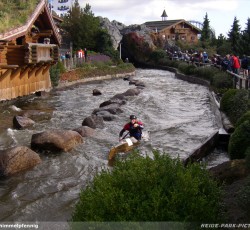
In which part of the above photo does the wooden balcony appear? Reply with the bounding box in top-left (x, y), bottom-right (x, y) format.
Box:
top-left (174, 28), bottom-right (189, 34)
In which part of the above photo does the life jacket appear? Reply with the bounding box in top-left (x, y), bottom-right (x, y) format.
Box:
top-left (124, 121), bottom-right (143, 140)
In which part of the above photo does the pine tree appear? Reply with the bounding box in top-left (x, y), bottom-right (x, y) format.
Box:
top-left (240, 18), bottom-right (250, 55)
top-left (228, 16), bottom-right (241, 54)
top-left (217, 34), bottom-right (226, 47)
top-left (61, 1), bottom-right (100, 50)
top-left (200, 12), bottom-right (211, 42)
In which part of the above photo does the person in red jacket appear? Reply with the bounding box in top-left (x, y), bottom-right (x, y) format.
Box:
top-left (119, 115), bottom-right (144, 141)
top-left (231, 54), bottom-right (241, 75)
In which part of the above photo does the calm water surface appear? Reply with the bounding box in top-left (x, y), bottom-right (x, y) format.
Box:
top-left (0, 68), bottom-right (229, 221)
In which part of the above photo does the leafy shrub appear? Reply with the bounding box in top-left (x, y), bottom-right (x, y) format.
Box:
top-left (220, 89), bottom-right (249, 125)
top-left (237, 176), bottom-right (250, 216)
top-left (245, 147), bottom-right (250, 169)
top-left (210, 72), bottom-right (233, 89)
top-left (236, 111), bottom-right (250, 128)
top-left (50, 61), bottom-right (65, 87)
top-left (149, 49), bottom-right (167, 63)
top-left (193, 66), bottom-right (220, 81)
top-left (178, 62), bottom-right (196, 75)
top-left (71, 151), bottom-right (221, 222)
top-left (228, 121), bottom-right (250, 159)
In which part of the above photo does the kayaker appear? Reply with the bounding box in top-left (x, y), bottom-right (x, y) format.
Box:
top-left (119, 115), bottom-right (144, 141)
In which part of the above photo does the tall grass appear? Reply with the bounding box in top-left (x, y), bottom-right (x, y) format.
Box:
top-left (0, 0), bottom-right (39, 33)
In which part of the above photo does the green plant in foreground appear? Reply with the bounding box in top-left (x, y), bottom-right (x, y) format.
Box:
top-left (237, 175), bottom-right (250, 218)
top-left (220, 89), bottom-right (249, 125)
top-left (71, 151), bottom-right (221, 222)
top-left (228, 121), bottom-right (250, 159)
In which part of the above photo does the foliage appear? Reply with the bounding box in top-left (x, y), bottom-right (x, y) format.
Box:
top-left (200, 12), bottom-right (212, 42)
top-left (50, 61), bottom-right (66, 87)
top-left (121, 32), bottom-right (153, 64)
top-left (220, 89), bottom-right (249, 125)
top-left (177, 62), bottom-right (196, 75)
top-left (72, 151), bottom-right (221, 222)
top-left (61, 1), bottom-right (100, 51)
top-left (193, 66), bottom-right (219, 81)
top-left (228, 121), bottom-right (250, 159)
top-left (246, 148), bottom-right (250, 170)
top-left (240, 18), bottom-right (250, 55)
top-left (0, 0), bottom-right (39, 33)
top-left (73, 62), bottom-right (135, 80)
top-left (236, 111), bottom-right (250, 128)
top-left (149, 49), bottom-right (168, 63)
top-left (237, 175), bottom-right (250, 217)
top-left (216, 41), bottom-right (232, 56)
top-left (210, 72), bottom-right (233, 90)
top-left (227, 17), bottom-right (241, 55)
top-left (157, 58), bottom-right (179, 68)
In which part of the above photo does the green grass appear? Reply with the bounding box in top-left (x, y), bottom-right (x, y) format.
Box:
top-left (0, 0), bottom-right (39, 34)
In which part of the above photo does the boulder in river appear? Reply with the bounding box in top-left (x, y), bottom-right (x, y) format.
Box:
top-left (93, 89), bottom-right (102, 96)
top-left (0, 146), bottom-right (41, 177)
top-left (31, 129), bottom-right (83, 152)
top-left (82, 115), bottom-right (105, 129)
top-left (13, 115), bottom-right (35, 129)
top-left (73, 126), bottom-right (95, 137)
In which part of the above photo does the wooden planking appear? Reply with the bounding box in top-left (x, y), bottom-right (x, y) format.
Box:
top-left (0, 64), bottom-right (52, 101)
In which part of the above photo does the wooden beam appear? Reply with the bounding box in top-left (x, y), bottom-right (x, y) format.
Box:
top-left (28, 66), bottom-right (38, 78)
top-left (11, 68), bottom-right (21, 79)
top-left (35, 65), bottom-right (45, 76)
top-left (20, 66), bottom-right (31, 78)
top-left (42, 65), bottom-right (51, 75)
top-left (0, 69), bottom-right (12, 79)
top-left (0, 64), bottom-right (19, 69)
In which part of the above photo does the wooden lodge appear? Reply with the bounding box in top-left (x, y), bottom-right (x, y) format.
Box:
top-left (145, 10), bottom-right (201, 44)
top-left (0, 0), bottom-right (61, 101)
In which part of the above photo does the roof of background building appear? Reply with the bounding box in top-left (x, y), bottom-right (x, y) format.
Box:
top-left (144, 19), bottom-right (201, 33)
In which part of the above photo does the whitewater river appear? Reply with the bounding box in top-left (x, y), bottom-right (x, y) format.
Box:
top-left (0, 68), bottom-right (229, 222)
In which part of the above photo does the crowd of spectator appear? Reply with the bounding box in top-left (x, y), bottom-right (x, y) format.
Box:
top-left (167, 48), bottom-right (250, 78)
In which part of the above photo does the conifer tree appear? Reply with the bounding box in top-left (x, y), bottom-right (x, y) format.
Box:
top-left (61, 0), bottom-right (100, 50)
top-left (200, 12), bottom-right (211, 42)
top-left (240, 18), bottom-right (250, 55)
top-left (217, 34), bottom-right (226, 47)
top-left (228, 16), bottom-right (241, 54)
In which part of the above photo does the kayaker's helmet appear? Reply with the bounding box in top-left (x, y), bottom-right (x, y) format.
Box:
top-left (130, 115), bottom-right (137, 120)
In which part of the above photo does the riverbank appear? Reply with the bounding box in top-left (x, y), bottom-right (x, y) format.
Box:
top-left (56, 71), bottom-right (135, 90)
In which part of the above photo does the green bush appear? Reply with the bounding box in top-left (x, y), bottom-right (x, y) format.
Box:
top-left (150, 49), bottom-right (167, 63)
top-left (228, 121), bottom-right (250, 159)
top-left (245, 147), bottom-right (250, 169)
top-left (237, 175), bottom-right (250, 216)
top-left (193, 66), bottom-right (220, 81)
top-left (210, 72), bottom-right (233, 89)
top-left (236, 111), bottom-right (250, 128)
top-left (49, 61), bottom-right (65, 87)
top-left (178, 62), bottom-right (196, 75)
top-left (71, 151), bottom-right (221, 222)
top-left (220, 89), bottom-right (249, 125)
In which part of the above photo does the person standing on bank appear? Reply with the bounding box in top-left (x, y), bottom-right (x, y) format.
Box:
top-left (119, 115), bottom-right (144, 141)
top-left (84, 48), bottom-right (88, 62)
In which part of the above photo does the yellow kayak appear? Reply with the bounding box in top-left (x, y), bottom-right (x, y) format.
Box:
top-left (108, 137), bottom-right (139, 161)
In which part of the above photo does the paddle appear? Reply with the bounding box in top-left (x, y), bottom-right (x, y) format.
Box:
top-left (120, 131), bottom-right (130, 141)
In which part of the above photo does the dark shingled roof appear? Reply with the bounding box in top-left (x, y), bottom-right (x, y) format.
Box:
top-left (144, 20), bottom-right (201, 33)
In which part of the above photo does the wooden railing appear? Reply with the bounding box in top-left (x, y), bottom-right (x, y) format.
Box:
top-left (169, 57), bottom-right (250, 90)
top-left (226, 70), bottom-right (249, 90)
